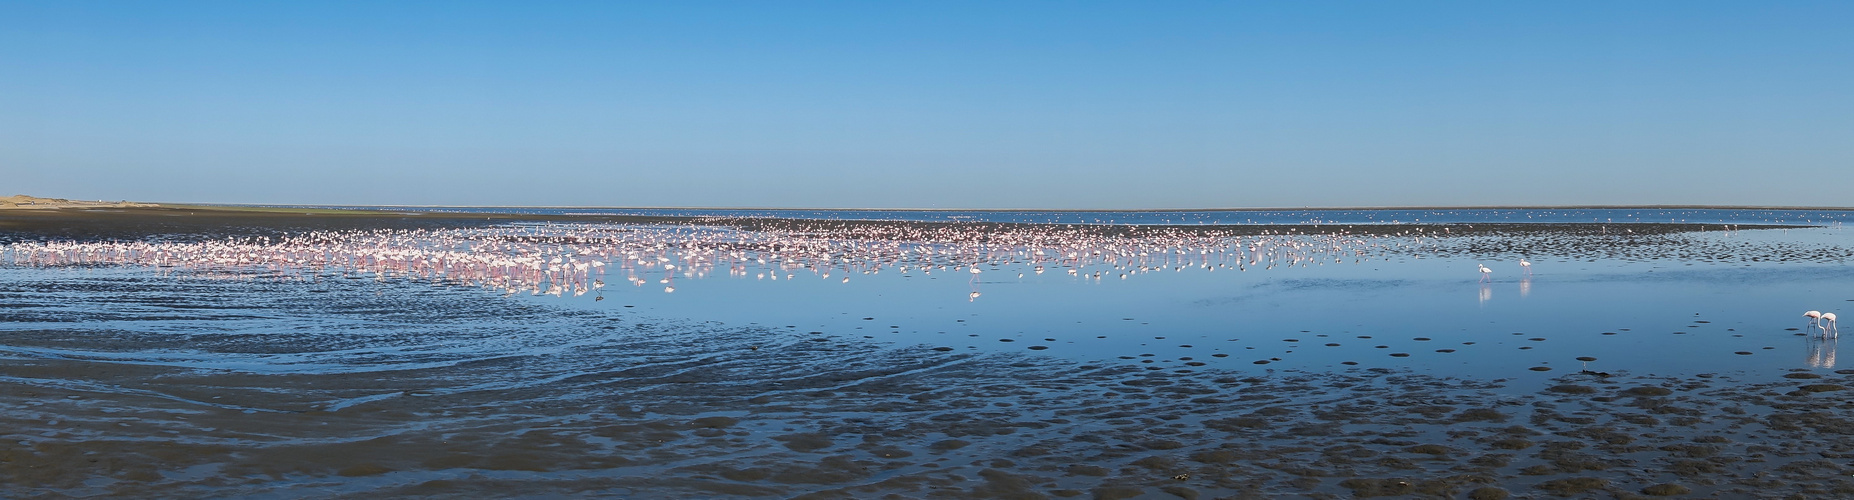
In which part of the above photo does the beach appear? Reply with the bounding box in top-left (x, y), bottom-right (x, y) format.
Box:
top-left (3, 207), bottom-right (1854, 498)
top-left (10, 2), bottom-right (1850, 497)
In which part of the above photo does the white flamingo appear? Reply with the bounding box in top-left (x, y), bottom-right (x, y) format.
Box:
top-left (1519, 258), bottom-right (1532, 276)
top-left (1807, 310), bottom-right (1824, 332)
top-left (1478, 264), bottom-right (1492, 283)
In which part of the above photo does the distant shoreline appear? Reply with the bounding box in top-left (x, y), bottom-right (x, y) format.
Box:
top-left (215, 203), bottom-right (1854, 212)
top-left (0, 204), bottom-right (1820, 244)
top-left (0, 195), bottom-right (154, 210)
top-left (3, 196), bottom-right (1842, 244)
top-left (13, 193), bottom-right (1854, 212)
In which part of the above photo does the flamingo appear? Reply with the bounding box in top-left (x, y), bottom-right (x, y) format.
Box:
top-left (1477, 264), bottom-right (1492, 283)
top-left (0, 217), bottom-right (1393, 302)
top-left (1825, 313), bottom-right (1839, 338)
top-left (1806, 310), bottom-right (1824, 331)
top-left (1519, 258), bottom-right (1532, 276)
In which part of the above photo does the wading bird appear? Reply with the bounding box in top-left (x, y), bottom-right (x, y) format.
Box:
top-left (1478, 264), bottom-right (1492, 283)
top-left (0, 219), bottom-right (1387, 303)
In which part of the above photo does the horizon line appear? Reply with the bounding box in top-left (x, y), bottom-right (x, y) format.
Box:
top-left (178, 202), bottom-right (1854, 213)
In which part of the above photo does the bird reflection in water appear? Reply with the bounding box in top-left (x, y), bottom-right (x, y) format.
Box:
top-left (1478, 282), bottom-right (1492, 306)
top-left (968, 265), bottom-right (984, 302)
top-left (1519, 276), bottom-right (1532, 299)
top-left (1807, 337), bottom-right (1837, 368)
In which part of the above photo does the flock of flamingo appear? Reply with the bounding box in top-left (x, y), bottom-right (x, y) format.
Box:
top-left (0, 223), bottom-right (1387, 300)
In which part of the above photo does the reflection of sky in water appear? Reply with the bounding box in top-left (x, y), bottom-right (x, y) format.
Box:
top-left (563, 226), bottom-right (1854, 380)
top-left (3, 220), bottom-right (1851, 387)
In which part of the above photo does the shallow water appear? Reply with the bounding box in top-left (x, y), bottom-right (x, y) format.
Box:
top-left (5, 216), bottom-right (1854, 498)
top-left (561, 225), bottom-right (1854, 380)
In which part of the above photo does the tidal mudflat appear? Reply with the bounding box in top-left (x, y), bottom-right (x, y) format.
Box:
top-left (4, 207), bottom-right (1854, 498)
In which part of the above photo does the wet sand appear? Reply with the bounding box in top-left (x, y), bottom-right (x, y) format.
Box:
top-left (4, 209), bottom-right (1853, 498)
top-left (6, 280), bottom-right (1854, 498)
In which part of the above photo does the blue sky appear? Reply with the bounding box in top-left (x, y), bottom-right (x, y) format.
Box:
top-left (3, 1), bottom-right (1850, 208)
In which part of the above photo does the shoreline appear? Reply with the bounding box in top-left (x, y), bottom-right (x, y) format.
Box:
top-left (0, 195), bottom-right (153, 210)
top-left (210, 202), bottom-right (1854, 212)
top-left (0, 205), bottom-right (1819, 243)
